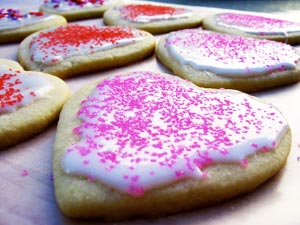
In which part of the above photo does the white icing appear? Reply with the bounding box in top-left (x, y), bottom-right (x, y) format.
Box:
top-left (132, 12), bottom-right (193, 23)
top-left (61, 71), bottom-right (288, 196)
top-left (165, 29), bottom-right (299, 77)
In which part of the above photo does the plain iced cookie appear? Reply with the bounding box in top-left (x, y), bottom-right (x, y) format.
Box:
top-left (103, 3), bottom-right (203, 34)
top-left (17, 24), bottom-right (155, 79)
top-left (0, 59), bottom-right (69, 150)
top-left (203, 12), bottom-right (300, 44)
top-left (156, 29), bottom-right (300, 92)
top-left (40, 0), bottom-right (123, 21)
top-left (53, 71), bottom-right (291, 220)
top-left (0, 8), bottom-right (66, 44)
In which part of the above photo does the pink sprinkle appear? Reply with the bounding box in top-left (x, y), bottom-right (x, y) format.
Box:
top-left (175, 170), bottom-right (185, 178)
top-left (83, 160), bottom-right (90, 165)
top-left (131, 175), bottom-right (140, 182)
top-left (21, 170), bottom-right (28, 177)
top-left (241, 158), bottom-right (248, 167)
top-left (129, 184), bottom-right (145, 197)
top-left (251, 143), bottom-right (258, 149)
top-left (87, 174), bottom-right (95, 182)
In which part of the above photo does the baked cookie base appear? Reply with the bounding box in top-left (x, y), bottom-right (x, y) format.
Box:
top-left (53, 76), bottom-right (291, 221)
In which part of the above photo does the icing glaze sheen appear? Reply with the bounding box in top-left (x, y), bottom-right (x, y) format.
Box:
top-left (62, 71), bottom-right (288, 196)
top-left (215, 12), bottom-right (300, 36)
top-left (0, 66), bottom-right (52, 114)
top-left (0, 8), bottom-right (52, 31)
top-left (30, 25), bottom-right (146, 65)
top-left (118, 4), bottom-right (193, 23)
top-left (165, 29), bottom-right (300, 77)
top-left (43, 0), bottom-right (112, 11)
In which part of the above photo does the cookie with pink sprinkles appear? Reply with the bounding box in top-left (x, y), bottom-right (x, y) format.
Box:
top-left (17, 24), bottom-right (155, 79)
top-left (53, 71), bottom-right (291, 220)
top-left (156, 29), bottom-right (300, 92)
top-left (203, 12), bottom-right (300, 44)
top-left (0, 59), bottom-right (69, 150)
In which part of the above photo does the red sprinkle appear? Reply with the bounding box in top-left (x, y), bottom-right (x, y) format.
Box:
top-left (0, 73), bottom-right (24, 109)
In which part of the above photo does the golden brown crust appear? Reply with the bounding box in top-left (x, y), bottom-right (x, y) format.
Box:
top-left (0, 59), bottom-right (70, 150)
top-left (53, 74), bottom-right (291, 221)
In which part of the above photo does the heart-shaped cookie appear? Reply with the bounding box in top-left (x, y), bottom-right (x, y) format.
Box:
top-left (103, 3), bottom-right (203, 34)
top-left (53, 71), bottom-right (290, 220)
top-left (0, 59), bottom-right (69, 150)
top-left (18, 24), bottom-right (155, 79)
top-left (203, 12), bottom-right (300, 44)
top-left (156, 29), bottom-right (300, 92)
top-left (0, 8), bottom-right (66, 44)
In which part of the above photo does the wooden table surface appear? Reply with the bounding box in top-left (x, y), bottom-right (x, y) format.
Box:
top-left (1, 1), bottom-right (300, 225)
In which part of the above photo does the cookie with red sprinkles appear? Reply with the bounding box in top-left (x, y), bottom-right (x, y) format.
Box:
top-left (0, 58), bottom-right (69, 150)
top-left (53, 70), bottom-right (291, 220)
top-left (40, 0), bottom-right (122, 21)
top-left (17, 24), bottom-right (155, 79)
top-left (0, 8), bottom-right (66, 44)
top-left (103, 3), bottom-right (203, 34)
top-left (203, 12), bottom-right (300, 44)
top-left (156, 28), bottom-right (300, 92)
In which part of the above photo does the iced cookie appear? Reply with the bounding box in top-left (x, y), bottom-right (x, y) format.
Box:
top-left (156, 29), bottom-right (300, 92)
top-left (103, 3), bottom-right (203, 34)
top-left (203, 12), bottom-right (300, 44)
top-left (40, 0), bottom-right (123, 21)
top-left (0, 59), bottom-right (69, 150)
top-left (53, 71), bottom-right (290, 220)
top-left (0, 8), bottom-right (66, 44)
top-left (18, 24), bottom-right (155, 79)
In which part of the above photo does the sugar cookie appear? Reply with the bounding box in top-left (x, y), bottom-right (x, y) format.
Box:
top-left (18, 24), bottom-right (155, 79)
top-left (40, 0), bottom-right (123, 21)
top-left (0, 59), bottom-right (69, 150)
top-left (156, 29), bottom-right (300, 92)
top-left (103, 3), bottom-right (203, 34)
top-left (0, 8), bottom-right (66, 44)
top-left (203, 12), bottom-right (300, 44)
top-left (53, 71), bottom-right (290, 220)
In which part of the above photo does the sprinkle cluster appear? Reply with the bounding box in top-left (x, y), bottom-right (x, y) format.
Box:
top-left (62, 71), bottom-right (287, 196)
top-left (30, 25), bottom-right (143, 65)
top-left (216, 13), bottom-right (300, 34)
top-left (166, 29), bottom-right (299, 76)
top-left (0, 8), bottom-right (44, 20)
top-left (119, 4), bottom-right (190, 22)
